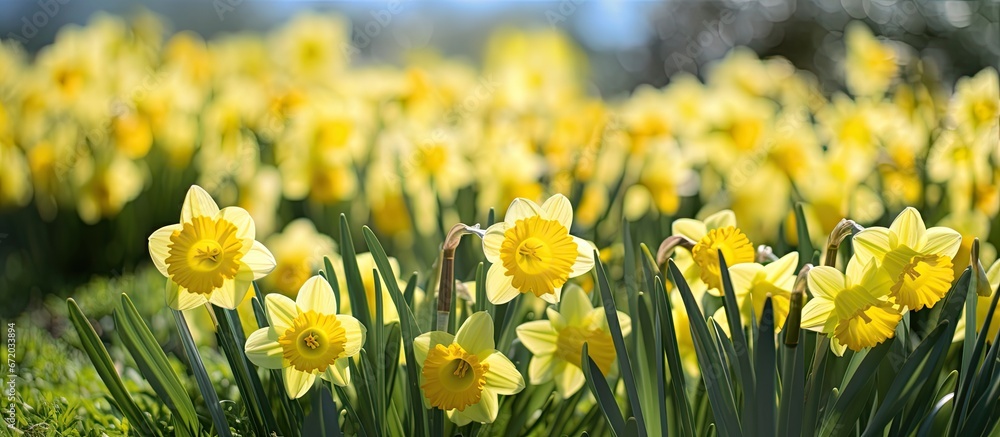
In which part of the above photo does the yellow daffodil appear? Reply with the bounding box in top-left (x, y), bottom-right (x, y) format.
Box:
top-left (949, 67), bottom-right (999, 139)
top-left (244, 276), bottom-right (365, 398)
top-left (717, 253), bottom-right (799, 331)
top-left (414, 312), bottom-right (525, 425)
top-left (852, 207), bottom-right (962, 310)
top-left (844, 22), bottom-right (897, 97)
top-left (262, 218), bottom-right (337, 298)
top-left (482, 194), bottom-right (595, 304)
top-left (801, 259), bottom-right (901, 355)
top-left (516, 286), bottom-right (630, 398)
top-left (148, 185), bottom-right (276, 310)
top-left (672, 209), bottom-right (755, 295)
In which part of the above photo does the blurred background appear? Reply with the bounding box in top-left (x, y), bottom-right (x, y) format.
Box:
top-left (0, 0), bottom-right (998, 317)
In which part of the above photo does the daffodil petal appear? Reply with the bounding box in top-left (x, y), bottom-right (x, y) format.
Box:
top-left (245, 328), bottom-right (283, 369)
top-left (554, 362), bottom-right (586, 399)
top-left (283, 367), bottom-right (315, 399)
top-left (764, 252), bottom-right (799, 284)
top-left (483, 352), bottom-right (525, 395)
top-left (180, 185), bottom-right (220, 223)
top-left (923, 227), bottom-right (962, 258)
top-left (209, 272), bottom-right (253, 310)
top-left (616, 310), bottom-right (632, 338)
top-left (243, 241), bottom-right (276, 280)
top-left (167, 281), bottom-right (208, 311)
top-left (504, 198), bottom-right (543, 225)
top-left (704, 210), bottom-right (736, 230)
top-left (455, 312), bottom-right (495, 354)
top-left (528, 354), bottom-right (555, 385)
top-left (148, 224), bottom-right (180, 277)
top-left (338, 315), bottom-right (365, 357)
top-left (413, 331), bottom-right (454, 364)
top-left (540, 288), bottom-right (561, 304)
top-left (448, 409), bottom-right (473, 426)
top-left (727, 263), bottom-right (761, 298)
top-left (482, 224), bottom-right (506, 264)
top-left (541, 194), bottom-right (573, 229)
top-left (889, 207), bottom-right (926, 249)
top-left (559, 286), bottom-right (593, 326)
top-left (800, 297), bottom-right (834, 330)
top-left (297, 276), bottom-right (338, 314)
top-left (219, 206), bottom-right (256, 241)
top-left (486, 264), bottom-right (518, 305)
top-left (852, 227), bottom-right (891, 265)
top-left (672, 218), bottom-right (707, 241)
top-left (807, 266), bottom-right (845, 299)
top-left (569, 237), bottom-right (596, 277)
top-left (516, 320), bottom-right (558, 354)
top-left (322, 358), bottom-right (351, 386)
top-left (265, 293), bottom-right (298, 334)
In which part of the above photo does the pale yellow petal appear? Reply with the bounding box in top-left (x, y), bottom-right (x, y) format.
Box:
top-left (483, 352), bottom-right (525, 395)
top-left (541, 194), bottom-right (573, 229)
top-left (540, 288), bottom-right (561, 305)
top-left (763, 252), bottom-right (799, 284)
top-left (727, 263), bottom-right (762, 299)
top-left (148, 224), bottom-right (181, 277)
top-left (456, 311), bottom-right (495, 355)
top-left (923, 227), bottom-right (962, 258)
top-left (482, 224), bottom-right (506, 264)
top-left (180, 185), bottom-right (220, 223)
top-left (807, 266), bottom-right (845, 299)
top-left (528, 354), bottom-right (555, 385)
top-left (486, 264), bottom-right (518, 305)
top-left (800, 298), bottom-right (834, 330)
top-left (889, 207), bottom-right (926, 249)
top-left (704, 210), bottom-right (736, 230)
top-left (554, 362), bottom-right (586, 398)
top-left (504, 198), bottom-right (543, 225)
top-left (616, 310), bottom-right (632, 338)
top-left (454, 390), bottom-right (498, 424)
top-left (852, 227), bottom-right (891, 265)
top-left (569, 237), bottom-right (596, 277)
top-left (413, 331), bottom-right (455, 364)
top-left (297, 276), bottom-right (338, 314)
top-left (672, 218), bottom-right (707, 241)
top-left (516, 320), bottom-right (558, 355)
top-left (265, 293), bottom-right (298, 333)
top-left (242, 241), bottom-right (276, 280)
top-left (559, 286), bottom-right (593, 326)
top-left (209, 271), bottom-right (253, 310)
top-left (244, 328), bottom-right (283, 369)
top-left (337, 315), bottom-right (366, 358)
top-left (283, 367), bottom-right (315, 399)
top-left (322, 358), bottom-right (351, 386)
top-left (168, 280), bottom-right (207, 311)
top-left (219, 206), bottom-right (256, 241)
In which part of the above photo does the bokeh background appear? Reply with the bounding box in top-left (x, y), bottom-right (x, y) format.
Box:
top-left (0, 0), bottom-right (998, 318)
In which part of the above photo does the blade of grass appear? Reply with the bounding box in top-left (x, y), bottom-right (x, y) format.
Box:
top-left (718, 252), bottom-right (756, 432)
top-left (212, 305), bottom-right (272, 437)
top-left (173, 309), bottom-right (232, 437)
top-left (582, 343), bottom-right (627, 436)
top-left (67, 298), bottom-right (158, 436)
top-left (754, 297), bottom-right (775, 437)
top-left (595, 253), bottom-right (647, 434)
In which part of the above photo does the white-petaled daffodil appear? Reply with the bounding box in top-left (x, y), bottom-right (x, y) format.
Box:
top-left (414, 312), bottom-right (525, 425)
top-left (482, 194), bottom-right (595, 305)
top-left (244, 276), bottom-right (365, 399)
top-left (149, 185), bottom-right (276, 310)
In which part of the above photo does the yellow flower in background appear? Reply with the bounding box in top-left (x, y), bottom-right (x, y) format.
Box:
top-left (262, 218), bottom-right (336, 298)
top-left (721, 252), bottom-right (799, 331)
top-left (245, 276), bottom-right (365, 398)
top-left (852, 207), bottom-right (961, 310)
top-left (844, 21), bottom-right (898, 97)
top-left (482, 194), bottom-right (595, 304)
top-left (0, 142), bottom-right (32, 208)
top-left (516, 286), bottom-right (630, 398)
top-left (148, 185), bottom-right (276, 310)
top-left (73, 152), bottom-right (144, 225)
top-left (975, 261), bottom-right (1000, 343)
top-left (949, 67), bottom-right (999, 138)
top-left (335, 252), bottom-right (403, 324)
top-left (269, 13), bottom-right (348, 82)
top-left (800, 259), bottom-right (900, 355)
top-left (414, 312), bottom-right (524, 425)
top-left (672, 210), bottom-right (755, 295)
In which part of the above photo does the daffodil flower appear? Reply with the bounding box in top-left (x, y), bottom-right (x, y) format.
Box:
top-left (720, 252), bottom-right (799, 331)
top-left (975, 260), bottom-right (1000, 343)
top-left (852, 207), bottom-right (962, 311)
top-left (516, 286), bottom-right (631, 398)
top-left (244, 276), bottom-right (365, 399)
top-left (414, 312), bottom-right (525, 425)
top-left (800, 258), bottom-right (901, 355)
top-left (149, 185), bottom-right (276, 310)
top-left (672, 209), bottom-right (755, 295)
top-left (482, 194), bottom-right (595, 304)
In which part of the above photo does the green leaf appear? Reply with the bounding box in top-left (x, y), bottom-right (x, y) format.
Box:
top-left (777, 327), bottom-right (805, 437)
top-left (334, 383), bottom-right (369, 437)
top-left (340, 214), bottom-right (374, 340)
top-left (595, 253), bottom-right (647, 434)
top-left (754, 297), bottom-right (776, 437)
top-left (172, 309), bottom-right (232, 437)
top-left (67, 298), bottom-right (158, 436)
top-left (114, 294), bottom-right (198, 436)
top-left (718, 252), bottom-right (756, 432)
top-left (917, 393), bottom-right (954, 437)
top-left (794, 203), bottom-right (813, 271)
top-left (582, 343), bottom-right (627, 436)
top-left (372, 273), bottom-right (387, 437)
top-left (324, 255), bottom-right (342, 314)
top-left (819, 340), bottom-right (892, 437)
top-left (212, 305), bottom-right (275, 437)
top-left (861, 322), bottom-right (951, 437)
top-left (667, 260), bottom-right (742, 437)
top-left (303, 385), bottom-right (341, 437)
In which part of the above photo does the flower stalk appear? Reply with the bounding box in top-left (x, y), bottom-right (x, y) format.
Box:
top-left (823, 219), bottom-right (864, 267)
top-left (784, 264), bottom-right (812, 348)
top-left (437, 223), bottom-right (484, 333)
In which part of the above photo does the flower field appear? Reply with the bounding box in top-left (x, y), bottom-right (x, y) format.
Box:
top-left (0, 6), bottom-right (999, 437)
